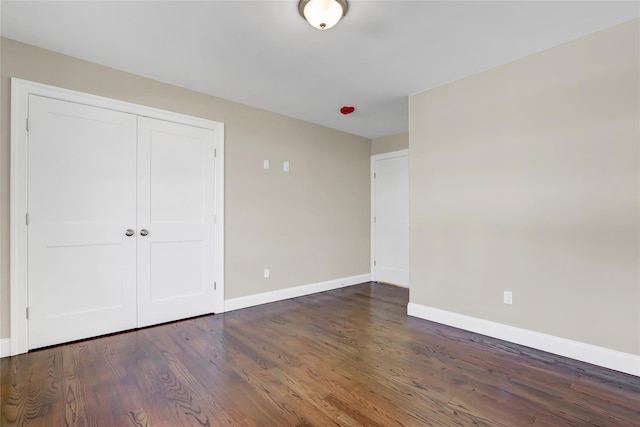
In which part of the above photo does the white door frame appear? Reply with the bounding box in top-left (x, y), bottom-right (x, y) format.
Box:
top-left (371, 149), bottom-right (409, 284)
top-left (10, 78), bottom-right (225, 355)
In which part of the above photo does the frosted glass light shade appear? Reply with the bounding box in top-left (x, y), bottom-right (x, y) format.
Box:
top-left (299, 0), bottom-right (348, 30)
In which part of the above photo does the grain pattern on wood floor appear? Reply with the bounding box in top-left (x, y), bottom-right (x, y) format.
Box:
top-left (2, 283), bottom-right (639, 426)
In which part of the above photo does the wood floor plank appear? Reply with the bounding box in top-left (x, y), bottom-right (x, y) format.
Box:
top-left (2, 282), bottom-right (639, 426)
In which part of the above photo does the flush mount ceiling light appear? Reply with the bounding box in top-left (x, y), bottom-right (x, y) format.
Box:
top-left (298, 0), bottom-right (348, 30)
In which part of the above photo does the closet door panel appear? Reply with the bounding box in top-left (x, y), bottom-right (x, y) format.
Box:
top-left (137, 117), bottom-right (216, 327)
top-left (27, 95), bottom-right (138, 349)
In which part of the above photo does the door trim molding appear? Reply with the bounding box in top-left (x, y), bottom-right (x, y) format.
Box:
top-left (370, 149), bottom-right (408, 284)
top-left (10, 78), bottom-right (225, 355)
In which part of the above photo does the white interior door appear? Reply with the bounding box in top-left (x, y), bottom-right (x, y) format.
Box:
top-left (136, 117), bottom-right (217, 327)
top-left (27, 95), bottom-right (138, 349)
top-left (372, 152), bottom-right (409, 287)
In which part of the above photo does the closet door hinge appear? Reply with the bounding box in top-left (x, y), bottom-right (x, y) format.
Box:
top-left (26, 307), bottom-right (29, 319)
top-left (26, 118), bottom-right (29, 132)
top-left (374, 172), bottom-right (376, 179)
top-left (214, 281), bottom-right (217, 290)
top-left (374, 260), bottom-right (377, 267)
top-left (26, 213), bottom-right (29, 226)
top-left (214, 148), bottom-right (217, 158)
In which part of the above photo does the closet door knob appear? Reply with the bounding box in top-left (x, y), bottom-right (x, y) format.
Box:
top-left (140, 229), bottom-right (149, 236)
top-left (125, 229), bottom-right (135, 237)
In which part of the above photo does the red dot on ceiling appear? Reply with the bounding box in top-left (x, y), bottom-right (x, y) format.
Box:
top-left (340, 106), bottom-right (355, 115)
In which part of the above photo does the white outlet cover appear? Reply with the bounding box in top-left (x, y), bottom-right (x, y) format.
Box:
top-left (283, 161), bottom-right (290, 172)
top-left (263, 160), bottom-right (270, 169)
top-left (503, 291), bottom-right (513, 305)
top-left (264, 268), bottom-right (270, 278)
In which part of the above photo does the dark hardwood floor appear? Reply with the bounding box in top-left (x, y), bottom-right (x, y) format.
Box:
top-left (1, 282), bottom-right (639, 426)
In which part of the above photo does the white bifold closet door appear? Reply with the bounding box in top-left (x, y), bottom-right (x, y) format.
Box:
top-left (27, 96), bottom-right (138, 349)
top-left (27, 95), bottom-right (216, 349)
top-left (136, 117), bottom-right (216, 328)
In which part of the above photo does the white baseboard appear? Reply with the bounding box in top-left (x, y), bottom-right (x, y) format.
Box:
top-left (407, 302), bottom-right (640, 377)
top-left (0, 339), bottom-right (11, 358)
top-left (225, 273), bottom-right (371, 312)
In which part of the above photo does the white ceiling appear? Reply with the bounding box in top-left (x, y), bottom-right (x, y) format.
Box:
top-left (1, 1), bottom-right (638, 139)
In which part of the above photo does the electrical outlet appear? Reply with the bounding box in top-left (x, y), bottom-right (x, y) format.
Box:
top-left (264, 268), bottom-right (270, 278)
top-left (263, 160), bottom-right (270, 170)
top-left (503, 291), bottom-right (513, 305)
top-left (283, 161), bottom-right (290, 172)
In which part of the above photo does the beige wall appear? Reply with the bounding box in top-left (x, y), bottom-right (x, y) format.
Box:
top-left (0, 38), bottom-right (371, 339)
top-left (371, 132), bottom-right (408, 155)
top-left (409, 19), bottom-right (640, 355)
